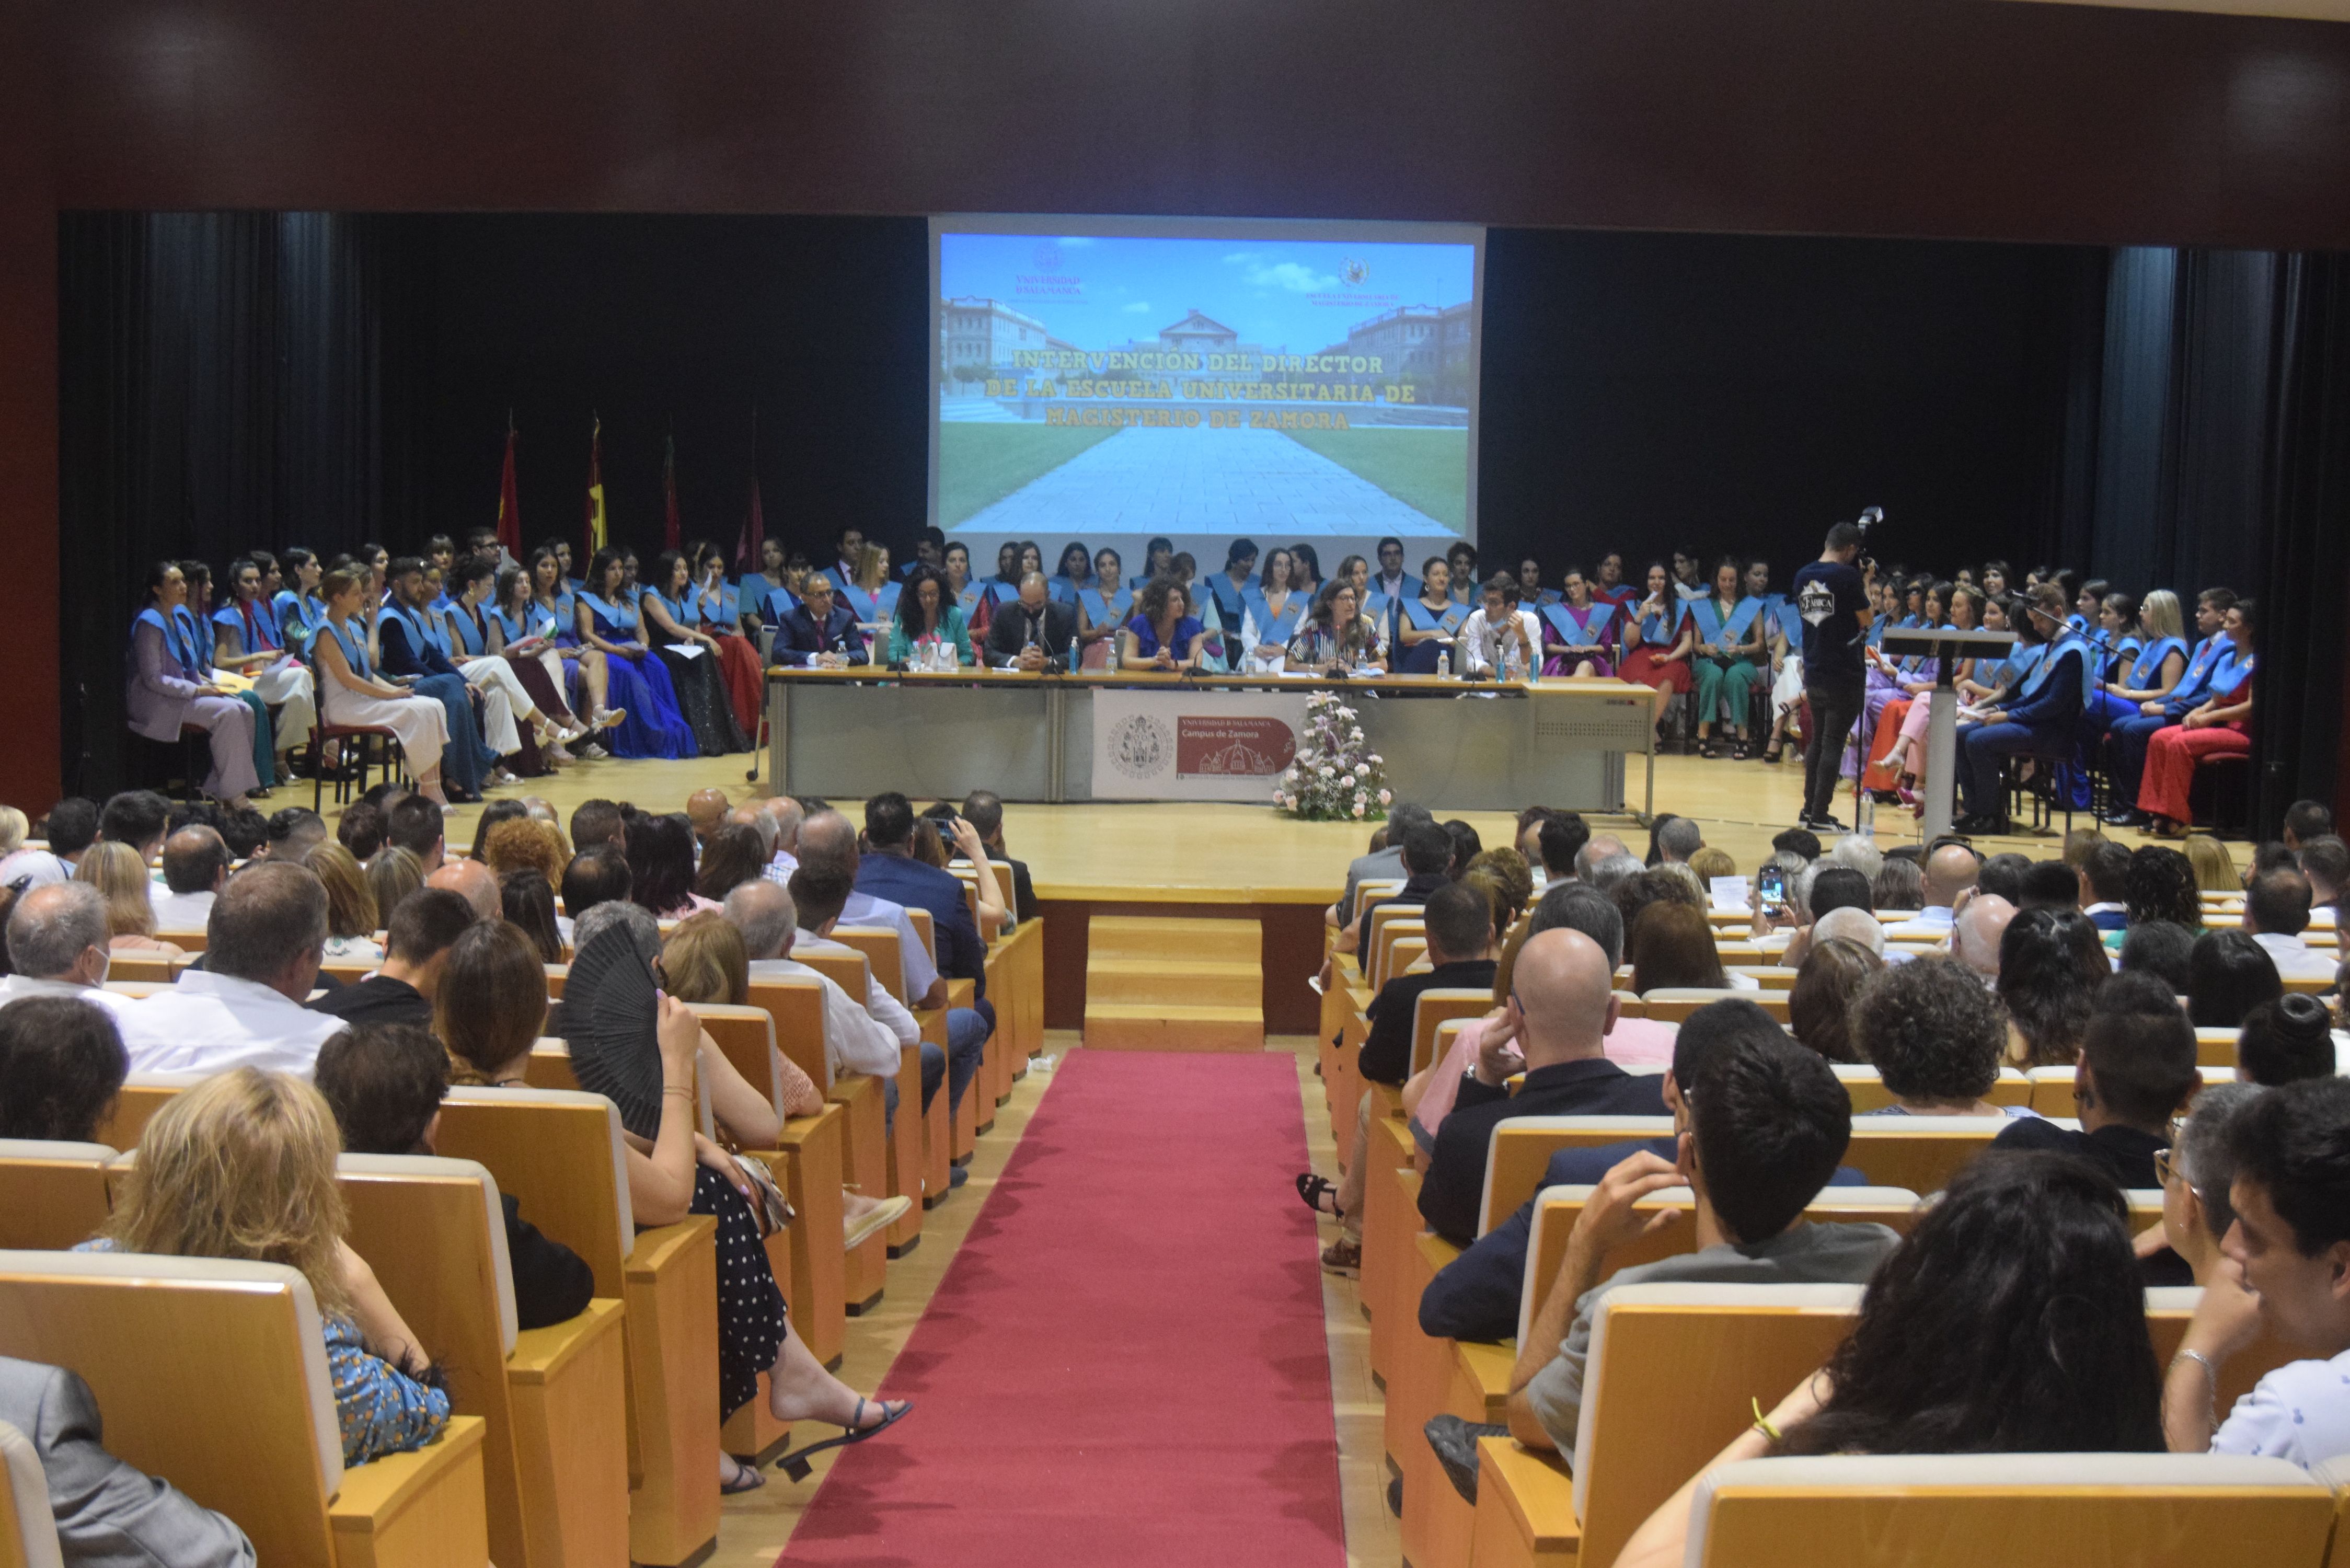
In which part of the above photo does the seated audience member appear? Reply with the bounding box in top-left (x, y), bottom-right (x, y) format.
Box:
top-left (0, 996), bottom-right (128, 1141)
top-left (383, 793), bottom-right (448, 875)
top-left (2283, 799), bottom-right (2336, 855)
top-left (695, 822), bottom-right (768, 905)
top-left (1949, 893), bottom-right (2015, 983)
top-left (1417, 998), bottom-right (1872, 1343)
top-left (151, 826), bottom-right (231, 930)
top-left (0, 795), bottom-right (99, 891)
top-left (2241, 867), bottom-right (2336, 981)
top-left (1998, 906), bottom-right (2110, 1066)
top-left (0, 1355), bottom-right (257, 1565)
top-left (500, 869), bottom-right (566, 962)
top-left (76, 842), bottom-right (181, 957)
top-left (1853, 954), bottom-right (2030, 1116)
top-left (480, 815), bottom-right (569, 887)
top-left (795, 811), bottom-right (947, 1008)
top-left (2118, 918), bottom-right (2197, 994)
top-left (1787, 938), bottom-right (1881, 1063)
top-left (1575, 832), bottom-right (1629, 880)
top-left (1771, 826), bottom-right (1822, 865)
top-left (2149, 1081), bottom-right (2264, 1289)
top-left (1627, 901), bottom-right (1730, 994)
top-left (315, 1020), bottom-right (594, 1330)
top-left (97, 791), bottom-right (170, 864)
top-left (1334, 801), bottom-right (1429, 926)
top-left (2126, 845), bottom-right (2207, 931)
top-left (550, 919), bottom-right (910, 1489)
top-left (425, 856), bottom-right (500, 924)
top-left (2078, 840), bottom-right (2134, 930)
top-left (304, 842), bottom-right (383, 962)
top-left (751, 873), bottom-right (921, 1065)
top-left (917, 804), bottom-right (1009, 933)
top-left (757, 796), bottom-right (805, 883)
top-left (1309, 884), bottom-right (1498, 1265)
top-left (2183, 831), bottom-right (2241, 893)
top-left (2187, 928), bottom-right (2285, 1028)
top-left (1976, 850), bottom-right (2031, 905)
top-left (336, 800), bottom-right (388, 863)
top-left (1536, 813), bottom-right (1591, 890)
top-left (1341, 821), bottom-right (1456, 962)
top-left (568, 797), bottom-right (625, 852)
top-left (854, 793), bottom-right (997, 1004)
top-left (306, 887), bottom-right (475, 1031)
top-left (265, 804), bottom-right (329, 863)
top-left (1503, 1034), bottom-right (1899, 1468)
top-left (1615, 1152), bottom-right (2163, 1568)
top-left (89, 1068), bottom-right (450, 1464)
top-left (2236, 994), bottom-right (2337, 1086)
top-left (1994, 972), bottom-right (2196, 1187)
top-left (1416, 929), bottom-right (1669, 1245)
top-left (1809, 905), bottom-right (1886, 960)
top-left (561, 841), bottom-right (631, 923)
top-left (1880, 843), bottom-right (1978, 939)
top-left (1762, 864), bottom-right (1871, 965)
top-left (956, 790), bottom-right (1036, 925)
top-left (625, 813), bottom-right (711, 920)
top-left (2165, 1077), bottom-right (2350, 1465)
top-left (1870, 856), bottom-right (1923, 916)
top-left (2018, 858), bottom-right (2083, 910)
top-left (114, 863), bottom-right (348, 1073)
top-left (365, 845), bottom-right (425, 921)
top-left (692, 896), bottom-right (901, 1086)
top-left (1653, 815), bottom-right (1703, 866)
top-left (0, 883), bottom-right (137, 1016)
top-left (685, 788), bottom-right (731, 850)
top-left (2299, 834), bottom-right (2345, 919)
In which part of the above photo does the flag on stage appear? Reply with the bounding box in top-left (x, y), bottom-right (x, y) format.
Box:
top-left (736, 405), bottom-right (764, 571)
top-left (496, 414), bottom-right (522, 556)
top-left (662, 431), bottom-right (681, 552)
top-left (583, 414), bottom-right (608, 560)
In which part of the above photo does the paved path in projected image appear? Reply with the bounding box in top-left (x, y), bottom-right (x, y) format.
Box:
top-left (958, 423), bottom-right (1449, 536)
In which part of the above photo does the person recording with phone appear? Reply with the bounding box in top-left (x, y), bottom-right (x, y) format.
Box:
top-left (983, 572), bottom-right (1080, 671)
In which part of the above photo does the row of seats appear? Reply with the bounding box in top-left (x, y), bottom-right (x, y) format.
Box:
top-left (0, 883), bottom-right (1045, 1568)
top-left (1314, 885), bottom-right (2350, 1568)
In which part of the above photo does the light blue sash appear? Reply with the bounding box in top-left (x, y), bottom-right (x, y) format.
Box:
top-left (1638, 602), bottom-right (1683, 647)
top-left (581, 591), bottom-right (638, 635)
top-left (1542, 602), bottom-right (1615, 647)
top-left (2127, 636), bottom-right (2185, 690)
top-left (1081, 587), bottom-right (1136, 627)
top-left (322, 617), bottom-right (372, 679)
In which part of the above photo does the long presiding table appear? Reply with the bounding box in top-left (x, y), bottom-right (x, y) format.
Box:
top-left (763, 667), bottom-right (1657, 813)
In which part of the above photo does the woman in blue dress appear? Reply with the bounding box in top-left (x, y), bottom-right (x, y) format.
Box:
top-left (642, 550), bottom-right (751, 756)
top-left (1120, 577), bottom-right (1209, 671)
top-left (575, 548), bottom-right (697, 760)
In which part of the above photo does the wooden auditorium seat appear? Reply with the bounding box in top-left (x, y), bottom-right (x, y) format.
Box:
top-left (792, 946), bottom-right (926, 1252)
top-left (1411, 989), bottom-right (1497, 1078)
top-left (1673, 1452), bottom-right (2332, 1568)
top-left (2195, 1026), bottom-right (2238, 1069)
top-left (153, 927), bottom-right (207, 953)
top-left (0, 1139), bottom-right (118, 1250)
top-left (431, 1088), bottom-right (720, 1568)
top-left (2028, 1064), bottom-right (2215, 1115)
top-left (91, 1071), bottom-right (207, 1152)
top-left (336, 1154), bottom-right (629, 1568)
top-left (0, 1248), bottom-right (489, 1568)
top-left (1388, 934), bottom-right (1431, 979)
top-left (1642, 988), bottom-right (1791, 1024)
top-left (0, 1414), bottom-right (59, 1567)
top-left (830, 924), bottom-right (956, 1205)
top-left (1832, 1064), bottom-right (2031, 1113)
top-left (1478, 1119), bottom-right (1678, 1235)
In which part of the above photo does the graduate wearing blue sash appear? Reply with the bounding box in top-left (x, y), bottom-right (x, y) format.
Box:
top-left (2083, 592), bottom-right (2186, 739)
top-left (1202, 541), bottom-right (1260, 632)
top-left (1071, 547), bottom-right (1136, 671)
top-left (1538, 576), bottom-right (1616, 676)
top-left (1386, 560), bottom-right (1465, 676)
top-left (574, 550), bottom-right (697, 760)
top-left (1688, 561), bottom-right (1768, 757)
top-left (375, 569), bottom-right (501, 800)
top-left (125, 564), bottom-right (265, 804)
top-left (1954, 589), bottom-right (2088, 832)
top-left (2105, 591), bottom-right (2243, 822)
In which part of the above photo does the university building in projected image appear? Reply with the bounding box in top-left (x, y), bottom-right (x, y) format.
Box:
top-left (1324, 302), bottom-right (1475, 408)
top-left (941, 296), bottom-right (1080, 379)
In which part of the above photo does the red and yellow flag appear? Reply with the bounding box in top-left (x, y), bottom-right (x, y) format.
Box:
top-left (583, 414), bottom-right (608, 560)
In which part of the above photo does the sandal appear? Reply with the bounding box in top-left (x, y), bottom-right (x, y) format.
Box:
top-left (1700, 737), bottom-right (1724, 760)
top-left (1760, 742), bottom-right (1784, 765)
top-left (1732, 740), bottom-right (1753, 761)
top-left (775, 1397), bottom-right (914, 1482)
top-left (721, 1455), bottom-right (766, 1495)
top-left (1295, 1172), bottom-right (1343, 1220)
top-left (1321, 1237), bottom-right (1362, 1274)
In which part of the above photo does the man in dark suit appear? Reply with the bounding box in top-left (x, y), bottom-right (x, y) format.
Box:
top-left (854, 792), bottom-right (987, 1002)
top-left (955, 788), bottom-right (1038, 925)
top-left (0, 1356), bottom-right (258, 1565)
top-left (771, 571), bottom-right (868, 667)
top-left (1417, 927), bottom-right (1668, 1244)
top-left (982, 573), bottom-right (1079, 670)
top-left (1360, 882), bottom-right (1496, 1088)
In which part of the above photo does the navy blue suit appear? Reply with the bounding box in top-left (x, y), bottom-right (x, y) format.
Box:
top-left (1418, 1140), bottom-right (1870, 1341)
top-left (375, 609), bottom-right (492, 792)
top-left (1958, 641), bottom-right (2086, 819)
top-left (771, 604), bottom-right (868, 666)
top-left (855, 851), bottom-right (987, 1001)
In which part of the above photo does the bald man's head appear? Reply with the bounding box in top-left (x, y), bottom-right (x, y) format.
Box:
top-left (686, 789), bottom-right (731, 840)
top-left (761, 795), bottom-right (806, 852)
top-left (1952, 894), bottom-right (2015, 978)
top-left (1508, 927), bottom-right (1618, 1065)
top-left (1923, 845), bottom-right (1981, 909)
top-left (427, 858), bottom-right (500, 924)
top-left (796, 810), bottom-right (858, 875)
top-left (1812, 905), bottom-right (1885, 956)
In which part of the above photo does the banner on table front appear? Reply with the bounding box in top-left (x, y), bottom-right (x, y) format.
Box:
top-left (1090, 689), bottom-right (1309, 801)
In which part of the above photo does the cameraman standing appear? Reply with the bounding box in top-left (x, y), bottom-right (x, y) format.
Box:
top-left (1790, 521), bottom-right (1875, 832)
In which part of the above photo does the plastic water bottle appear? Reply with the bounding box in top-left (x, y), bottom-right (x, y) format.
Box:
top-left (1437, 647), bottom-right (1452, 679)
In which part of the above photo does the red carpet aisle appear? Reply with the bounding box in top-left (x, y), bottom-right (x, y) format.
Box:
top-left (778, 1050), bottom-right (1346, 1566)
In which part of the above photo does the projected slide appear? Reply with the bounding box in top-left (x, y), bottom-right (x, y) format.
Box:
top-left (932, 217), bottom-right (1482, 545)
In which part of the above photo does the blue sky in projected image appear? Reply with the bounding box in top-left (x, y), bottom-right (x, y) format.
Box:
top-left (939, 232), bottom-right (1474, 355)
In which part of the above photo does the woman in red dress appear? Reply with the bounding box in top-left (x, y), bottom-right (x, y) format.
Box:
top-left (2138, 598), bottom-right (2256, 836)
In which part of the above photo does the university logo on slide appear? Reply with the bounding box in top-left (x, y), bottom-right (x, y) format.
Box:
top-left (1177, 717), bottom-right (1297, 777)
top-left (1105, 713), bottom-right (1174, 780)
top-left (1342, 258), bottom-right (1370, 286)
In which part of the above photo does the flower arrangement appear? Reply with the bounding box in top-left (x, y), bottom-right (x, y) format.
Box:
top-left (1274, 691), bottom-right (1391, 821)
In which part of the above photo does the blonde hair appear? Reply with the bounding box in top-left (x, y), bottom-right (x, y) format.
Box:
top-left (1464, 847), bottom-right (1534, 926)
top-left (2138, 589), bottom-right (2185, 643)
top-left (365, 846), bottom-right (424, 924)
top-left (0, 805), bottom-right (26, 856)
top-left (481, 817), bottom-right (568, 884)
top-left (102, 1068), bottom-right (350, 1316)
top-left (77, 841), bottom-right (156, 938)
top-left (660, 912), bottom-right (748, 1006)
top-left (304, 841), bottom-right (379, 939)
top-left (2184, 833), bottom-right (2239, 893)
top-left (1687, 845), bottom-right (1737, 883)
top-left (853, 543), bottom-right (890, 593)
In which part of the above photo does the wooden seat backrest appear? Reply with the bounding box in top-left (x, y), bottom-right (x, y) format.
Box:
top-left (1387, 936), bottom-right (1430, 982)
top-left (1371, 916), bottom-right (1425, 989)
top-left (2147, 1286), bottom-right (2316, 1413)
top-left (2028, 1064), bottom-right (2216, 1115)
top-left (1686, 1452), bottom-right (2332, 1568)
top-left (794, 948), bottom-right (870, 1012)
top-left (1643, 988), bottom-right (1791, 1023)
top-left (543, 963), bottom-right (569, 999)
top-left (828, 926), bottom-right (906, 1006)
top-left (1578, 1283), bottom-right (1869, 1568)
top-left (905, 907), bottom-right (937, 966)
top-left (0, 1413), bottom-right (57, 1567)
top-left (1411, 989), bottom-right (1495, 1078)
top-left (1831, 1065), bottom-right (2031, 1113)
top-left (153, 928), bottom-right (208, 953)
top-left (1840, 1114), bottom-right (2024, 1192)
top-left (1726, 966), bottom-right (1796, 991)
top-left (0, 1140), bottom-right (118, 1251)
top-left (1480, 1118), bottom-right (1677, 1235)
top-left (693, 1000), bottom-right (814, 1111)
top-left (101, 953), bottom-right (176, 985)
top-left (0, 1250), bottom-right (343, 1566)
top-left (433, 1089), bottom-right (634, 1298)
top-left (90, 1073), bottom-right (206, 1154)
top-left (2195, 1025), bottom-right (2237, 1069)
top-left (738, 982), bottom-right (831, 1094)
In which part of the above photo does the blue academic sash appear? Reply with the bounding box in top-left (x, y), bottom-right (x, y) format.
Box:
top-left (689, 582), bottom-right (740, 628)
top-left (1047, 577), bottom-right (1082, 606)
top-left (171, 606), bottom-right (211, 674)
top-left (382, 603), bottom-right (439, 666)
top-left (1080, 586), bottom-right (1136, 627)
top-left (1637, 602), bottom-right (1683, 648)
top-left (1721, 596), bottom-right (1764, 644)
top-left (1204, 573), bottom-right (1252, 624)
top-left (1542, 602), bottom-right (1615, 648)
top-left (274, 590), bottom-right (327, 652)
top-left (580, 591), bottom-right (638, 636)
top-left (2097, 633), bottom-right (2142, 683)
top-left (2125, 636), bottom-right (2186, 691)
top-left (759, 586), bottom-right (800, 624)
top-left (490, 605), bottom-right (553, 645)
top-left (1403, 597), bottom-right (1468, 637)
top-left (135, 606), bottom-right (202, 675)
top-left (1688, 597), bottom-right (1735, 648)
top-left (447, 604), bottom-right (488, 657)
top-left (1244, 590), bottom-right (1306, 647)
top-left (321, 617), bottom-right (372, 679)
top-left (739, 574), bottom-right (785, 614)
top-left (2169, 633), bottom-right (2230, 707)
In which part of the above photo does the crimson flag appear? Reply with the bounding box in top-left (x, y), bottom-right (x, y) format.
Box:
top-left (662, 432), bottom-right (681, 552)
top-left (496, 415), bottom-right (522, 556)
top-left (736, 407), bottom-right (765, 572)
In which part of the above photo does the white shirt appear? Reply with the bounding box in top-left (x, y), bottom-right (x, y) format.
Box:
top-left (2213, 1347), bottom-right (2350, 1468)
top-left (0, 975), bottom-right (140, 1018)
top-left (2250, 930), bottom-right (2340, 982)
top-left (147, 885), bottom-right (217, 931)
top-left (1457, 607), bottom-right (1543, 677)
top-left (746, 957), bottom-right (902, 1082)
top-left (113, 970), bottom-right (348, 1077)
top-left (763, 848), bottom-right (800, 886)
top-left (794, 932), bottom-right (920, 1047)
top-left (840, 891), bottom-right (939, 1001)
top-left (1881, 905), bottom-right (1956, 941)
top-left (0, 848), bottom-right (68, 891)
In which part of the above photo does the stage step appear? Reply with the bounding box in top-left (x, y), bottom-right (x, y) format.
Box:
top-left (1084, 917), bottom-right (1264, 1052)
